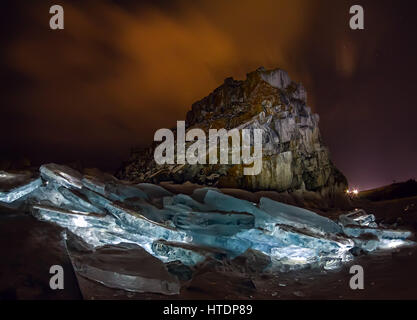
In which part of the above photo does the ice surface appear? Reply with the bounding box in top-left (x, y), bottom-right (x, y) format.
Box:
top-left (259, 197), bottom-right (342, 233)
top-left (33, 204), bottom-right (111, 229)
top-left (175, 211), bottom-right (254, 236)
top-left (40, 163), bottom-right (83, 189)
top-left (137, 183), bottom-right (173, 199)
top-left (128, 199), bottom-right (176, 225)
top-left (190, 232), bottom-right (252, 256)
top-left (7, 163), bottom-right (411, 291)
top-left (352, 236), bottom-right (379, 252)
top-left (341, 223), bottom-right (413, 252)
top-left (82, 175), bottom-right (106, 194)
top-left (203, 190), bottom-right (272, 226)
top-left (271, 224), bottom-right (353, 252)
top-left (270, 245), bottom-right (318, 268)
top-left (169, 194), bottom-right (213, 212)
top-left (103, 201), bottom-right (190, 244)
top-left (191, 187), bottom-right (219, 202)
top-left (105, 183), bottom-right (148, 201)
top-left (66, 235), bottom-right (180, 295)
top-left (342, 226), bottom-right (412, 240)
top-left (152, 240), bottom-right (210, 266)
top-left (0, 176), bottom-right (42, 203)
top-left (58, 187), bottom-right (105, 213)
top-left (339, 209), bottom-right (377, 227)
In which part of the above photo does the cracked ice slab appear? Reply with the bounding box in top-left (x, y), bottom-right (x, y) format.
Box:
top-left (342, 225), bottom-right (412, 240)
top-left (339, 209), bottom-right (377, 227)
top-left (271, 224), bottom-right (353, 251)
top-left (232, 225), bottom-right (353, 270)
top-left (342, 225), bottom-right (413, 251)
top-left (58, 187), bottom-right (105, 213)
top-left (270, 245), bottom-right (318, 268)
top-left (105, 183), bottom-right (148, 201)
top-left (82, 175), bottom-right (107, 194)
top-left (137, 183), bottom-right (173, 199)
top-left (259, 197), bottom-right (342, 233)
top-left (32, 204), bottom-right (112, 229)
top-left (125, 199), bottom-right (176, 225)
top-left (103, 201), bottom-right (190, 243)
top-left (32, 203), bottom-right (183, 252)
top-left (151, 239), bottom-right (226, 266)
top-left (66, 234), bottom-right (180, 295)
top-left (172, 209), bottom-right (255, 236)
top-left (168, 194), bottom-right (214, 212)
top-left (32, 204), bottom-right (135, 248)
top-left (202, 190), bottom-right (272, 225)
top-left (40, 163), bottom-right (83, 189)
top-left (0, 175), bottom-right (42, 203)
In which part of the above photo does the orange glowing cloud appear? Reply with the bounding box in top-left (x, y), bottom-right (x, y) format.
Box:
top-left (3, 0), bottom-right (334, 166)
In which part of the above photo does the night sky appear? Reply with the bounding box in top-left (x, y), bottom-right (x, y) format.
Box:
top-left (1, 0), bottom-right (416, 190)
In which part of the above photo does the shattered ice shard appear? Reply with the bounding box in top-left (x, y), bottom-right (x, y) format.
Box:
top-left (105, 183), bottom-right (148, 201)
top-left (342, 225), bottom-right (412, 240)
top-left (169, 193), bottom-right (213, 212)
top-left (270, 245), bottom-right (318, 267)
top-left (151, 239), bottom-right (224, 266)
top-left (259, 197), bottom-right (342, 233)
top-left (103, 202), bottom-right (190, 242)
top-left (342, 224), bottom-right (413, 251)
top-left (190, 232), bottom-right (252, 256)
top-left (271, 224), bottom-right (353, 251)
top-left (342, 225), bottom-right (413, 251)
top-left (32, 204), bottom-right (112, 230)
top-left (40, 163), bottom-right (83, 189)
top-left (339, 209), bottom-right (377, 227)
top-left (137, 183), bottom-right (173, 199)
top-left (58, 187), bottom-right (105, 213)
top-left (172, 209), bottom-right (255, 236)
top-left (351, 233), bottom-right (379, 252)
top-left (0, 171), bottom-right (42, 203)
top-left (66, 233), bottom-right (180, 295)
top-left (127, 199), bottom-right (177, 225)
top-left (80, 187), bottom-right (114, 209)
top-left (231, 225), bottom-right (353, 270)
top-left (82, 175), bottom-right (106, 194)
top-left (202, 190), bottom-right (271, 224)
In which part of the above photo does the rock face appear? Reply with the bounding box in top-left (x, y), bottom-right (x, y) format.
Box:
top-left (118, 67), bottom-right (347, 193)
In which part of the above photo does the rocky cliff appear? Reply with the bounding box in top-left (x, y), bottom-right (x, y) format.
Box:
top-left (118, 67), bottom-right (347, 193)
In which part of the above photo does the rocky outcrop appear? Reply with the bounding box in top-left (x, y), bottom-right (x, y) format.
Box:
top-left (118, 67), bottom-right (347, 193)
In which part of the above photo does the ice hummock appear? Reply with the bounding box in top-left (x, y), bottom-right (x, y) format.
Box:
top-left (1, 163), bottom-right (415, 280)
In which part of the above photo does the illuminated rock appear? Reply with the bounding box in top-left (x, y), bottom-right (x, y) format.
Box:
top-left (119, 67), bottom-right (348, 194)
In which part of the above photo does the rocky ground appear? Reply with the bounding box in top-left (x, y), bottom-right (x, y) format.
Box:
top-left (1, 189), bottom-right (416, 300)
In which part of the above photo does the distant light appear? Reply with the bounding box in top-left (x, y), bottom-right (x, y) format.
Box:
top-left (346, 188), bottom-right (359, 196)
